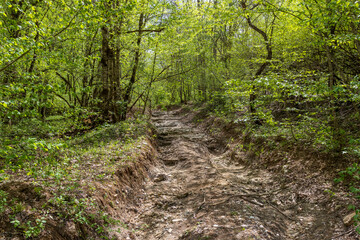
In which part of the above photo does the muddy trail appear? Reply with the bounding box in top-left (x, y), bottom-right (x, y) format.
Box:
top-left (125, 109), bottom-right (355, 240)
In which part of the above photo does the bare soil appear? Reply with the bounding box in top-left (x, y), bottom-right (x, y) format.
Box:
top-left (1, 108), bottom-right (358, 239)
top-left (123, 108), bottom-right (358, 240)
top-left (0, 138), bottom-right (157, 240)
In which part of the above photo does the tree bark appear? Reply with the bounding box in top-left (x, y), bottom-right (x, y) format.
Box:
top-left (241, 1), bottom-right (273, 120)
top-left (121, 13), bottom-right (145, 120)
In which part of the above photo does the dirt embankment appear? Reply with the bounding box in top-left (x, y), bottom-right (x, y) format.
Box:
top-left (0, 137), bottom-right (158, 240)
top-left (183, 107), bottom-right (359, 239)
top-left (104, 106), bottom-right (357, 239)
top-left (2, 106), bottom-right (359, 240)
top-left (89, 107), bottom-right (357, 240)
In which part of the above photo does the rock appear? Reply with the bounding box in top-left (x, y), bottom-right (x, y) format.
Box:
top-left (343, 212), bottom-right (356, 226)
top-left (172, 219), bottom-right (183, 222)
top-left (65, 221), bottom-right (77, 236)
top-left (154, 173), bottom-right (167, 182)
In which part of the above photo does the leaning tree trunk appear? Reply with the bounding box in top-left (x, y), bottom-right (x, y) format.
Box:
top-left (241, 1), bottom-right (273, 121)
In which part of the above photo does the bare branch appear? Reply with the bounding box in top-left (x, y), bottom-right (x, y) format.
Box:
top-left (126, 28), bottom-right (165, 34)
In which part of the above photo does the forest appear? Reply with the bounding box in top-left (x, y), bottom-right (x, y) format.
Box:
top-left (1, 0), bottom-right (360, 239)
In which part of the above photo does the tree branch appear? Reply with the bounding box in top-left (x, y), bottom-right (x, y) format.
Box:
top-left (0, 9), bottom-right (80, 73)
top-left (0, 49), bottom-right (31, 73)
top-left (126, 28), bottom-right (165, 34)
top-left (154, 65), bottom-right (199, 82)
top-left (54, 92), bottom-right (73, 108)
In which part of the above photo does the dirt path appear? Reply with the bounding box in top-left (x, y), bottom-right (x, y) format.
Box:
top-left (126, 109), bottom-right (355, 240)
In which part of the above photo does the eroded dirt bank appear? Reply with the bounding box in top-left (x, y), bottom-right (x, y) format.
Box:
top-left (122, 108), bottom-right (358, 240)
top-left (0, 136), bottom-right (158, 240)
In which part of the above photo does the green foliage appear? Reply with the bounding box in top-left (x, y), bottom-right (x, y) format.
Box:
top-left (335, 164), bottom-right (360, 233)
top-left (0, 113), bottom-right (151, 238)
top-left (1, 0), bottom-right (360, 235)
top-left (0, 190), bottom-right (8, 213)
top-left (24, 217), bottom-right (47, 238)
top-left (207, 92), bottom-right (234, 116)
top-left (48, 194), bottom-right (94, 224)
top-left (9, 213), bottom-right (46, 238)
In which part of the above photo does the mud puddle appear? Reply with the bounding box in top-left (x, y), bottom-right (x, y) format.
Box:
top-left (124, 109), bottom-right (355, 240)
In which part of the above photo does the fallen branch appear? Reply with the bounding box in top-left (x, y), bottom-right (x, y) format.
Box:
top-left (332, 229), bottom-right (355, 239)
top-left (195, 194), bottom-right (206, 214)
top-left (266, 200), bottom-right (297, 222)
top-left (209, 194), bottom-right (264, 207)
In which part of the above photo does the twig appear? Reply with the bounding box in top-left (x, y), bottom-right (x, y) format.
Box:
top-left (149, 193), bottom-right (176, 197)
top-left (126, 28), bottom-right (165, 34)
top-left (210, 194), bottom-right (264, 207)
top-left (133, 205), bottom-right (157, 220)
top-left (239, 196), bottom-right (264, 207)
top-left (195, 194), bottom-right (206, 214)
top-left (223, 190), bottom-right (279, 198)
top-left (266, 201), bottom-right (297, 221)
top-left (332, 229), bottom-right (354, 239)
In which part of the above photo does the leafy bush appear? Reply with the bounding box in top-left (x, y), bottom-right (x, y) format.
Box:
top-left (335, 164), bottom-right (360, 233)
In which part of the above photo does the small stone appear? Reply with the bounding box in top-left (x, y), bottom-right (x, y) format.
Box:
top-left (343, 212), bottom-right (356, 226)
top-left (172, 219), bottom-right (183, 222)
top-left (66, 221), bottom-right (77, 235)
top-left (154, 173), bottom-right (167, 182)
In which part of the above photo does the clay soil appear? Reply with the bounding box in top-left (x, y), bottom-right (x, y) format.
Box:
top-left (121, 108), bottom-right (359, 240)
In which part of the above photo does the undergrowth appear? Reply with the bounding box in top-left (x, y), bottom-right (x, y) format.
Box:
top-left (0, 114), bottom-right (152, 239)
top-left (201, 98), bottom-right (360, 231)
top-left (335, 164), bottom-right (360, 234)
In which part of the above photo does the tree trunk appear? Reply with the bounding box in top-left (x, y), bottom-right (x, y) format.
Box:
top-left (241, 1), bottom-right (273, 121)
top-left (121, 13), bottom-right (145, 120)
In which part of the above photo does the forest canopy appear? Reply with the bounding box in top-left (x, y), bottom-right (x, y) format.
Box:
top-left (1, 0), bottom-right (360, 238)
top-left (0, 0), bottom-right (359, 150)
top-left (1, 0), bottom-right (360, 153)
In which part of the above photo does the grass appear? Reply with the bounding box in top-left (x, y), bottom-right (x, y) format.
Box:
top-left (0, 114), bottom-right (154, 239)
